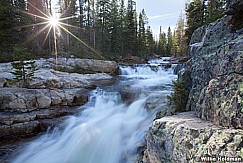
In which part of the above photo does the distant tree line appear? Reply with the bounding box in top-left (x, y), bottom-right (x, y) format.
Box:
top-left (0, 0), bottom-right (31, 61)
top-left (63, 0), bottom-right (189, 58)
top-left (0, 0), bottom-right (228, 62)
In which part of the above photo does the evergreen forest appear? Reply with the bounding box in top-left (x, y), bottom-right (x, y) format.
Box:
top-left (0, 0), bottom-right (227, 61)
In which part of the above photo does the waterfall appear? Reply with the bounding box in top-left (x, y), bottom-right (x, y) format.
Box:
top-left (119, 64), bottom-right (177, 88)
top-left (12, 62), bottom-right (178, 163)
top-left (13, 88), bottom-right (152, 163)
top-left (119, 65), bottom-right (167, 76)
top-left (171, 64), bottom-right (184, 75)
top-left (148, 57), bottom-right (171, 65)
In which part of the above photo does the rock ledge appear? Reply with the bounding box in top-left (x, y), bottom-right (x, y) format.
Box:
top-left (143, 112), bottom-right (243, 163)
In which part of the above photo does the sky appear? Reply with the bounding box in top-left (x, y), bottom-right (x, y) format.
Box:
top-left (135, 0), bottom-right (188, 38)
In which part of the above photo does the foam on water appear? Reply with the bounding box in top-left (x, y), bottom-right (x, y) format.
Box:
top-left (119, 64), bottom-right (177, 88)
top-left (13, 61), bottom-right (182, 163)
top-left (13, 89), bottom-right (152, 163)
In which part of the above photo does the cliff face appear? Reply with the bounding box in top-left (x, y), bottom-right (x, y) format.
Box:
top-left (187, 1), bottom-right (243, 128)
top-left (143, 1), bottom-right (243, 162)
top-left (187, 19), bottom-right (243, 129)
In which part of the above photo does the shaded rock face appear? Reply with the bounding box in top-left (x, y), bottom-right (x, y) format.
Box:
top-left (143, 112), bottom-right (243, 163)
top-left (0, 107), bottom-right (78, 140)
top-left (0, 88), bottom-right (89, 139)
top-left (225, 0), bottom-right (243, 31)
top-left (0, 121), bottom-right (40, 139)
top-left (186, 16), bottom-right (243, 128)
top-left (197, 74), bottom-right (243, 129)
top-left (188, 17), bottom-right (241, 105)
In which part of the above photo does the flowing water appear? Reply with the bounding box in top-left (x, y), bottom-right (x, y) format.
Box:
top-left (12, 59), bottom-right (179, 163)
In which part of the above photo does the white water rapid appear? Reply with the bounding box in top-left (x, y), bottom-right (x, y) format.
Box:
top-left (12, 60), bottom-right (179, 163)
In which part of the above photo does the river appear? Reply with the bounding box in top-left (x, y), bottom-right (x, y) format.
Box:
top-left (12, 58), bottom-right (180, 163)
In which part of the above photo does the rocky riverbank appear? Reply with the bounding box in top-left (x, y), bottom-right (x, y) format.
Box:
top-left (0, 58), bottom-right (118, 158)
top-left (142, 0), bottom-right (243, 162)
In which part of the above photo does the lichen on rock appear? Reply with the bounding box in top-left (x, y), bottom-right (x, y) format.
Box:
top-left (143, 112), bottom-right (243, 163)
top-left (197, 74), bottom-right (243, 129)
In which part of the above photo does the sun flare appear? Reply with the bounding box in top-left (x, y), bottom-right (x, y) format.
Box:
top-left (20, 2), bottom-right (102, 59)
top-left (48, 16), bottom-right (59, 27)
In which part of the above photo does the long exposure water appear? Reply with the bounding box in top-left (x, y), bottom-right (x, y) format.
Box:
top-left (12, 59), bottom-right (179, 163)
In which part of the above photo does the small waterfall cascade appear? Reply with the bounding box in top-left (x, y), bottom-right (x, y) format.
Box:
top-left (13, 59), bottom-right (179, 163)
top-left (171, 64), bottom-right (184, 75)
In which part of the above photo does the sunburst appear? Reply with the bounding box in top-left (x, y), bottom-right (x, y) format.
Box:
top-left (48, 16), bottom-right (59, 28)
top-left (19, 2), bottom-right (103, 64)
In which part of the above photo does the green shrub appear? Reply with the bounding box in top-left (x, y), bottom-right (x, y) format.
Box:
top-left (167, 80), bottom-right (189, 113)
top-left (0, 53), bottom-right (14, 63)
top-left (11, 46), bottom-right (37, 87)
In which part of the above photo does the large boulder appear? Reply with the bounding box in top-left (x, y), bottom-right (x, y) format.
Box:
top-left (197, 74), bottom-right (243, 129)
top-left (28, 69), bottom-right (112, 89)
top-left (35, 58), bottom-right (118, 74)
top-left (47, 58), bottom-right (118, 74)
top-left (143, 112), bottom-right (243, 163)
top-left (0, 88), bottom-right (89, 112)
top-left (0, 68), bottom-right (112, 89)
top-left (0, 121), bottom-right (40, 139)
top-left (186, 15), bottom-right (243, 125)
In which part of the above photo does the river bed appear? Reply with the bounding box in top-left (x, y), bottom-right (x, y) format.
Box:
top-left (10, 58), bottom-right (180, 163)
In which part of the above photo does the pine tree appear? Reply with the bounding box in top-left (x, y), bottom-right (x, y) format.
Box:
top-left (11, 46), bottom-right (37, 88)
top-left (166, 26), bottom-right (173, 56)
top-left (145, 26), bottom-right (155, 58)
top-left (185, 0), bottom-right (205, 44)
top-left (175, 14), bottom-right (187, 56)
top-left (138, 9), bottom-right (148, 57)
top-left (28, 0), bottom-right (48, 51)
top-left (158, 29), bottom-right (167, 56)
top-left (124, 0), bottom-right (137, 55)
top-left (172, 31), bottom-right (178, 57)
top-left (96, 0), bottom-right (112, 54)
top-left (205, 0), bottom-right (226, 23)
top-left (0, 0), bottom-right (31, 60)
top-left (118, 0), bottom-right (126, 55)
top-left (0, 0), bottom-right (158, 61)
top-left (0, 0), bottom-right (15, 55)
top-left (62, 0), bottom-right (77, 51)
top-left (109, 0), bottom-right (120, 56)
top-left (185, 0), bottom-right (226, 45)
top-left (80, 0), bottom-right (96, 46)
